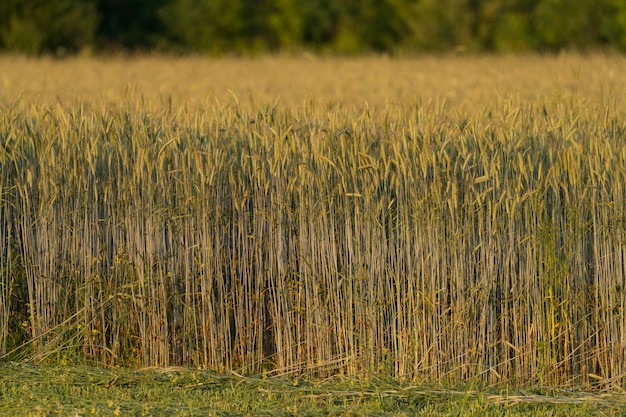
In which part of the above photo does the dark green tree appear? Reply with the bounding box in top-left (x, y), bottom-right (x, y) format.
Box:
top-left (3, 0), bottom-right (626, 55)
top-left (299, 0), bottom-right (342, 48)
top-left (158, 0), bottom-right (255, 53)
top-left (265, 0), bottom-right (304, 49)
top-left (532, 0), bottom-right (603, 50)
top-left (599, 0), bottom-right (626, 51)
top-left (352, 0), bottom-right (411, 52)
top-left (0, 0), bottom-right (98, 54)
top-left (491, 0), bottom-right (538, 51)
top-left (402, 0), bottom-right (478, 51)
top-left (96, 0), bottom-right (169, 49)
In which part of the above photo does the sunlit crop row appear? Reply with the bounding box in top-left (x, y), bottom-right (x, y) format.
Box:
top-left (1, 56), bottom-right (626, 387)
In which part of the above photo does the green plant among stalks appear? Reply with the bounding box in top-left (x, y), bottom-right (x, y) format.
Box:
top-left (1, 56), bottom-right (626, 390)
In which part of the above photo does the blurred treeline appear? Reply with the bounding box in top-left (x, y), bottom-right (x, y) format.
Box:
top-left (1, 0), bottom-right (626, 55)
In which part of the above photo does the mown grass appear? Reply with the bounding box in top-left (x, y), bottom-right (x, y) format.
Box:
top-left (1, 362), bottom-right (625, 416)
top-left (1, 54), bottom-right (626, 395)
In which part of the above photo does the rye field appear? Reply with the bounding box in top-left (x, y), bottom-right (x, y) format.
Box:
top-left (1, 53), bottom-right (626, 403)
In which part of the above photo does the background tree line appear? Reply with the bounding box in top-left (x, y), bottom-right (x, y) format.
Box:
top-left (1, 0), bottom-right (626, 55)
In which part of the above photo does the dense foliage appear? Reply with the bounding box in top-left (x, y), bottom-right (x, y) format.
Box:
top-left (1, 0), bottom-right (626, 54)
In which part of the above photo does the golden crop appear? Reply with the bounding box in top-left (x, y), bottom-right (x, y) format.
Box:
top-left (1, 53), bottom-right (626, 387)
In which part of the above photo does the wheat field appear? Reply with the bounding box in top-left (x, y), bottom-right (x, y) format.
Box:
top-left (1, 53), bottom-right (626, 387)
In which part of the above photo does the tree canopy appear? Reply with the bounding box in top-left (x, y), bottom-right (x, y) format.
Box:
top-left (1, 0), bottom-right (625, 55)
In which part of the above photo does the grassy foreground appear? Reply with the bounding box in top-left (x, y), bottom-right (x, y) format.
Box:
top-left (1, 362), bottom-right (624, 417)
